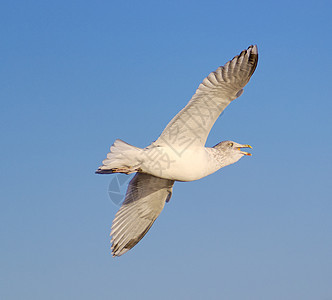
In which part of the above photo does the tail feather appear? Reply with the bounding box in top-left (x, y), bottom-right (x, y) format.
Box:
top-left (96, 139), bottom-right (143, 174)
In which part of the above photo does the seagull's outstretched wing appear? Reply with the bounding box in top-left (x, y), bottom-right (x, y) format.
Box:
top-left (111, 173), bottom-right (174, 256)
top-left (155, 45), bottom-right (258, 148)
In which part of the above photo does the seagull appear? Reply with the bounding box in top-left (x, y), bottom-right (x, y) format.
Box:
top-left (96, 45), bottom-right (258, 256)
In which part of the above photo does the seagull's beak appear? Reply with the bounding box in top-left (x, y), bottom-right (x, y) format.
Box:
top-left (237, 144), bottom-right (252, 156)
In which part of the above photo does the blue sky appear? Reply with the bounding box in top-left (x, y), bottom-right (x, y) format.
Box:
top-left (1, 0), bottom-right (332, 299)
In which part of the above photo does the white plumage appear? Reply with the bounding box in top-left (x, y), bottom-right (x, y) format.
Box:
top-left (96, 45), bottom-right (258, 256)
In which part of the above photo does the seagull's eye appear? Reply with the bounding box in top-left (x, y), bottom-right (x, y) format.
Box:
top-left (229, 142), bottom-right (233, 147)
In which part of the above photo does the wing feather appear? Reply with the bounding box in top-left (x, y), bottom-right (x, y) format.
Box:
top-left (155, 45), bottom-right (258, 148)
top-left (110, 173), bottom-right (174, 256)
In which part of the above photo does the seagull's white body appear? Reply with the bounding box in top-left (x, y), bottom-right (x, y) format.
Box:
top-left (96, 45), bottom-right (258, 256)
top-left (138, 145), bottom-right (219, 181)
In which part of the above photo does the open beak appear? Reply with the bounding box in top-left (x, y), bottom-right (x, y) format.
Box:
top-left (238, 144), bottom-right (252, 156)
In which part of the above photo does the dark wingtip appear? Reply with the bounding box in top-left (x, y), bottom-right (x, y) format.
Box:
top-left (248, 44), bottom-right (258, 77)
top-left (248, 44), bottom-right (258, 54)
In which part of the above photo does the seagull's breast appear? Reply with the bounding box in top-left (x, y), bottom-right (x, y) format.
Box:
top-left (140, 145), bottom-right (219, 181)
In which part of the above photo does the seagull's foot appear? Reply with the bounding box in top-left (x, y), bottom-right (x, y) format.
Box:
top-left (111, 167), bottom-right (138, 174)
top-left (95, 166), bottom-right (142, 175)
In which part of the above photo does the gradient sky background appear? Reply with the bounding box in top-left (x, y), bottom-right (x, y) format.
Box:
top-left (1, 1), bottom-right (332, 299)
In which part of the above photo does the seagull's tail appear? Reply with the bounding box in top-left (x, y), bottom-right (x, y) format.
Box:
top-left (95, 139), bottom-right (143, 174)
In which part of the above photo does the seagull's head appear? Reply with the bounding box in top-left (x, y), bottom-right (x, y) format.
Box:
top-left (213, 141), bottom-right (252, 165)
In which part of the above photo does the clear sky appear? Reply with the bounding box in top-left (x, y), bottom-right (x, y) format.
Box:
top-left (1, 0), bottom-right (332, 299)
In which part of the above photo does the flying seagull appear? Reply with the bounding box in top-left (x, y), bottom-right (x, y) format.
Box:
top-left (96, 45), bottom-right (258, 256)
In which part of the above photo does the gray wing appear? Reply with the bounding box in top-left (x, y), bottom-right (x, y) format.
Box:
top-left (111, 173), bottom-right (174, 257)
top-left (155, 45), bottom-right (258, 148)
